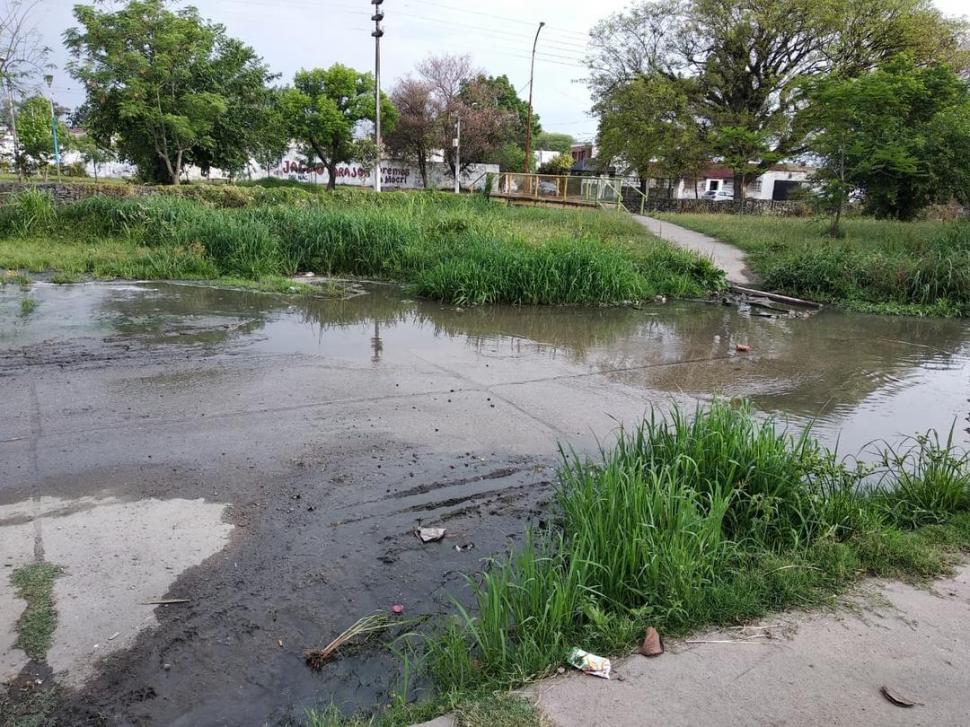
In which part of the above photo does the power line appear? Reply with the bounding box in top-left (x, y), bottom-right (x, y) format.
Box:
top-left (403, 0), bottom-right (591, 40)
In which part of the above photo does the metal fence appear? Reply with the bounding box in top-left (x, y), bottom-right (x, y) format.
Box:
top-left (492, 173), bottom-right (624, 209)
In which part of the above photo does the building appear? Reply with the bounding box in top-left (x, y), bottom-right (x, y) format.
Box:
top-left (674, 164), bottom-right (813, 201)
top-left (570, 142), bottom-right (597, 173)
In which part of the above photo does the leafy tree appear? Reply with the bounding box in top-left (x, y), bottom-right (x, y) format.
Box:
top-left (466, 74), bottom-right (540, 146)
top-left (596, 73), bottom-right (708, 193)
top-left (537, 153), bottom-right (573, 175)
top-left (587, 0), bottom-right (969, 192)
top-left (64, 0), bottom-right (275, 184)
top-left (804, 58), bottom-right (970, 224)
top-left (534, 132), bottom-right (575, 154)
top-left (72, 132), bottom-right (115, 182)
top-left (16, 95), bottom-right (68, 178)
top-left (279, 65), bottom-right (396, 191)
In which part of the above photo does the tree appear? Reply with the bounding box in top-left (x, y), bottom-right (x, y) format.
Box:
top-left (804, 58), bottom-right (970, 224)
top-left (64, 0), bottom-right (275, 185)
top-left (595, 73), bottom-right (708, 194)
top-left (385, 77), bottom-right (438, 187)
top-left (16, 95), bottom-right (68, 178)
top-left (534, 132), bottom-right (575, 154)
top-left (0, 0), bottom-right (51, 178)
top-left (587, 0), bottom-right (969, 193)
top-left (279, 65), bottom-right (395, 191)
top-left (73, 132), bottom-right (115, 182)
top-left (537, 153), bottom-right (573, 175)
top-left (410, 54), bottom-right (518, 178)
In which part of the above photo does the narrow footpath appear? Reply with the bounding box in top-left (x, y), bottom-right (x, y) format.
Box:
top-left (636, 215), bottom-right (755, 285)
top-left (417, 564), bottom-right (970, 726)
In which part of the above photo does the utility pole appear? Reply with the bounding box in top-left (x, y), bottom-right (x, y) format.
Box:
top-left (0, 57), bottom-right (22, 182)
top-left (44, 74), bottom-right (61, 181)
top-left (453, 114), bottom-right (460, 194)
top-left (371, 0), bottom-right (384, 193)
top-left (523, 21), bottom-right (545, 175)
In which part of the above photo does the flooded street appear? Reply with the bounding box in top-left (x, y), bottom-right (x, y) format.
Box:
top-left (2, 281), bottom-right (969, 725)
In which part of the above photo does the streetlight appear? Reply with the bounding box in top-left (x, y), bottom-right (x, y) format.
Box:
top-left (0, 56), bottom-right (22, 181)
top-left (523, 21), bottom-right (545, 175)
top-left (371, 0), bottom-right (384, 193)
top-left (453, 102), bottom-right (478, 195)
top-left (44, 74), bottom-right (61, 181)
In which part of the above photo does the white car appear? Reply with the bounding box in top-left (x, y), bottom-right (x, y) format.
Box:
top-left (701, 189), bottom-right (734, 202)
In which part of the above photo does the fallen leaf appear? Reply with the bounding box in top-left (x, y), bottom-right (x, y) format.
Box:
top-left (880, 686), bottom-right (921, 708)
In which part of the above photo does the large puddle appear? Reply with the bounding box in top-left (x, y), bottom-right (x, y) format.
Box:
top-left (4, 281), bottom-right (968, 453)
top-left (2, 281), bottom-right (969, 724)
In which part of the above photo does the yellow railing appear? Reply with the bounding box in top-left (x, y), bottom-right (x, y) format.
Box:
top-left (493, 173), bottom-right (623, 209)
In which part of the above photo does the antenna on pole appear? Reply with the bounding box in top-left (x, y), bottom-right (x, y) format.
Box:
top-left (372, 0), bottom-right (384, 193)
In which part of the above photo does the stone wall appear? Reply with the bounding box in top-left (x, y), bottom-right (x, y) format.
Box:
top-left (644, 198), bottom-right (811, 217)
top-left (0, 182), bottom-right (156, 205)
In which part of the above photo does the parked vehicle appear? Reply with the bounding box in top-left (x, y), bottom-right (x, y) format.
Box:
top-left (701, 189), bottom-right (734, 202)
top-left (538, 180), bottom-right (559, 195)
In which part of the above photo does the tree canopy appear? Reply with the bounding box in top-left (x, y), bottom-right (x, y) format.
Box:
top-left (804, 58), bottom-right (970, 223)
top-left (279, 65), bottom-right (396, 190)
top-left (64, 0), bottom-right (275, 184)
top-left (16, 95), bottom-right (69, 178)
top-left (588, 0), bottom-right (969, 191)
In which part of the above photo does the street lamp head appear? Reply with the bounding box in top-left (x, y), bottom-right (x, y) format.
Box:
top-left (539, 21), bottom-right (546, 27)
top-left (44, 74), bottom-right (53, 88)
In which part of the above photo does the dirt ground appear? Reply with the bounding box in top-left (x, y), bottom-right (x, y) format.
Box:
top-left (1, 281), bottom-right (968, 726)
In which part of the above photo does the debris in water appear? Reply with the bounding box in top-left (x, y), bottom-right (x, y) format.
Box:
top-left (141, 598), bottom-right (190, 605)
top-left (880, 686), bottom-right (921, 708)
top-left (108, 632), bottom-right (120, 641)
top-left (391, 604), bottom-right (405, 615)
top-left (455, 543), bottom-right (475, 552)
top-left (567, 648), bottom-right (611, 679)
top-left (278, 639), bottom-right (284, 648)
top-left (736, 344), bottom-right (752, 353)
top-left (639, 627), bottom-right (664, 657)
top-left (305, 615), bottom-right (395, 670)
top-left (417, 527), bottom-right (446, 543)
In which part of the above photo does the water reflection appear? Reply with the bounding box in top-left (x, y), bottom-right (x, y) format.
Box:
top-left (4, 281), bottom-right (968, 451)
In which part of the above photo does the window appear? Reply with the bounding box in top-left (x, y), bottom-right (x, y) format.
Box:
top-left (708, 180), bottom-right (720, 191)
top-left (750, 179), bottom-right (762, 193)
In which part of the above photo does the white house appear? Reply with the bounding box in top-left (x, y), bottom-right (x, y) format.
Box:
top-left (675, 164), bottom-right (814, 201)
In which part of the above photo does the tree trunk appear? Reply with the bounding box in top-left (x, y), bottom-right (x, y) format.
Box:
top-left (418, 150), bottom-right (428, 189)
top-left (733, 172), bottom-right (745, 213)
top-left (326, 161), bottom-right (337, 191)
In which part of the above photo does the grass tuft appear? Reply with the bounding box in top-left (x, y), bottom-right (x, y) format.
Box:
top-left (12, 562), bottom-right (63, 661)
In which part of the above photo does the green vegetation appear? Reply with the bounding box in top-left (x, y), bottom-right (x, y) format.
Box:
top-left (11, 562), bottom-right (63, 661)
top-left (0, 188), bottom-right (723, 305)
top-left (0, 685), bottom-right (62, 727)
top-left (654, 214), bottom-right (970, 316)
top-left (312, 402), bottom-right (970, 725)
top-left (19, 297), bottom-right (37, 316)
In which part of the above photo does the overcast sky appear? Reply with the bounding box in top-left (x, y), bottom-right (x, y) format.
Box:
top-left (35, 0), bottom-right (969, 144)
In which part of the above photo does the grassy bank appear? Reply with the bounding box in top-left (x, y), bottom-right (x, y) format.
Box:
top-left (317, 402), bottom-right (970, 725)
top-left (11, 562), bottom-right (62, 661)
top-left (653, 214), bottom-right (970, 316)
top-left (0, 187), bottom-right (723, 306)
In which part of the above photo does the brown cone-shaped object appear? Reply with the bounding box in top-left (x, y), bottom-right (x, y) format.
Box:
top-left (639, 626), bottom-right (664, 657)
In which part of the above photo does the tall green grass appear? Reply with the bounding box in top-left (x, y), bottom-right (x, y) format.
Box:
top-left (0, 189), bottom-right (724, 305)
top-left (654, 214), bottom-right (970, 315)
top-left (419, 402), bottom-right (970, 697)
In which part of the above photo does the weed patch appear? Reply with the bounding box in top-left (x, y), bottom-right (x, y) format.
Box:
top-left (654, 214), bottom-right (970, 316)
top-left (0, 189), bottom-right (723, 305)
top-left (11, 562), bottom-right (62, 661)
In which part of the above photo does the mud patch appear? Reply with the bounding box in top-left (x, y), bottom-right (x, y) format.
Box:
top-left (0, 496), bottom-right (232, 688)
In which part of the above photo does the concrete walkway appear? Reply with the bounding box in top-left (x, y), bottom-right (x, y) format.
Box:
top-left (416, 565), bottom-right (970, 726)
top-left (637, 215), bottom-right (755, 285)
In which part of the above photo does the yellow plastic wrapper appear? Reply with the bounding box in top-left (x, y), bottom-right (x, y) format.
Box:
top-left (567, 647), bottom-right (611, 679)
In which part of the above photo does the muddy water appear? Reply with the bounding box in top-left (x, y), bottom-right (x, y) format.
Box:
top-left (1, 281), bottom-right (968, 725)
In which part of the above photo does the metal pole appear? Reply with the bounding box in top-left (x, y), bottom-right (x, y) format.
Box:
top-left (523, 21), bottom-right (545, 174)
top-left (4, 79), bottom-right (21, 182)
top-left (372, 0), bottom-right (384, 193)
top-left (454, 114), bottom-right (460, 195)
top-left (45, 74), bottom-right (61, 181)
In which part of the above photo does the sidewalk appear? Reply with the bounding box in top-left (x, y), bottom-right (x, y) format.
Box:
top-left (636, 215), bottom-right (756, 285)
top-left (416, 564), bottom-right (970, 726)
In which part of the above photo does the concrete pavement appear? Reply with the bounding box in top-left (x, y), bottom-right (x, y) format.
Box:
top-left (637, 215), bottom-right (756, 285)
